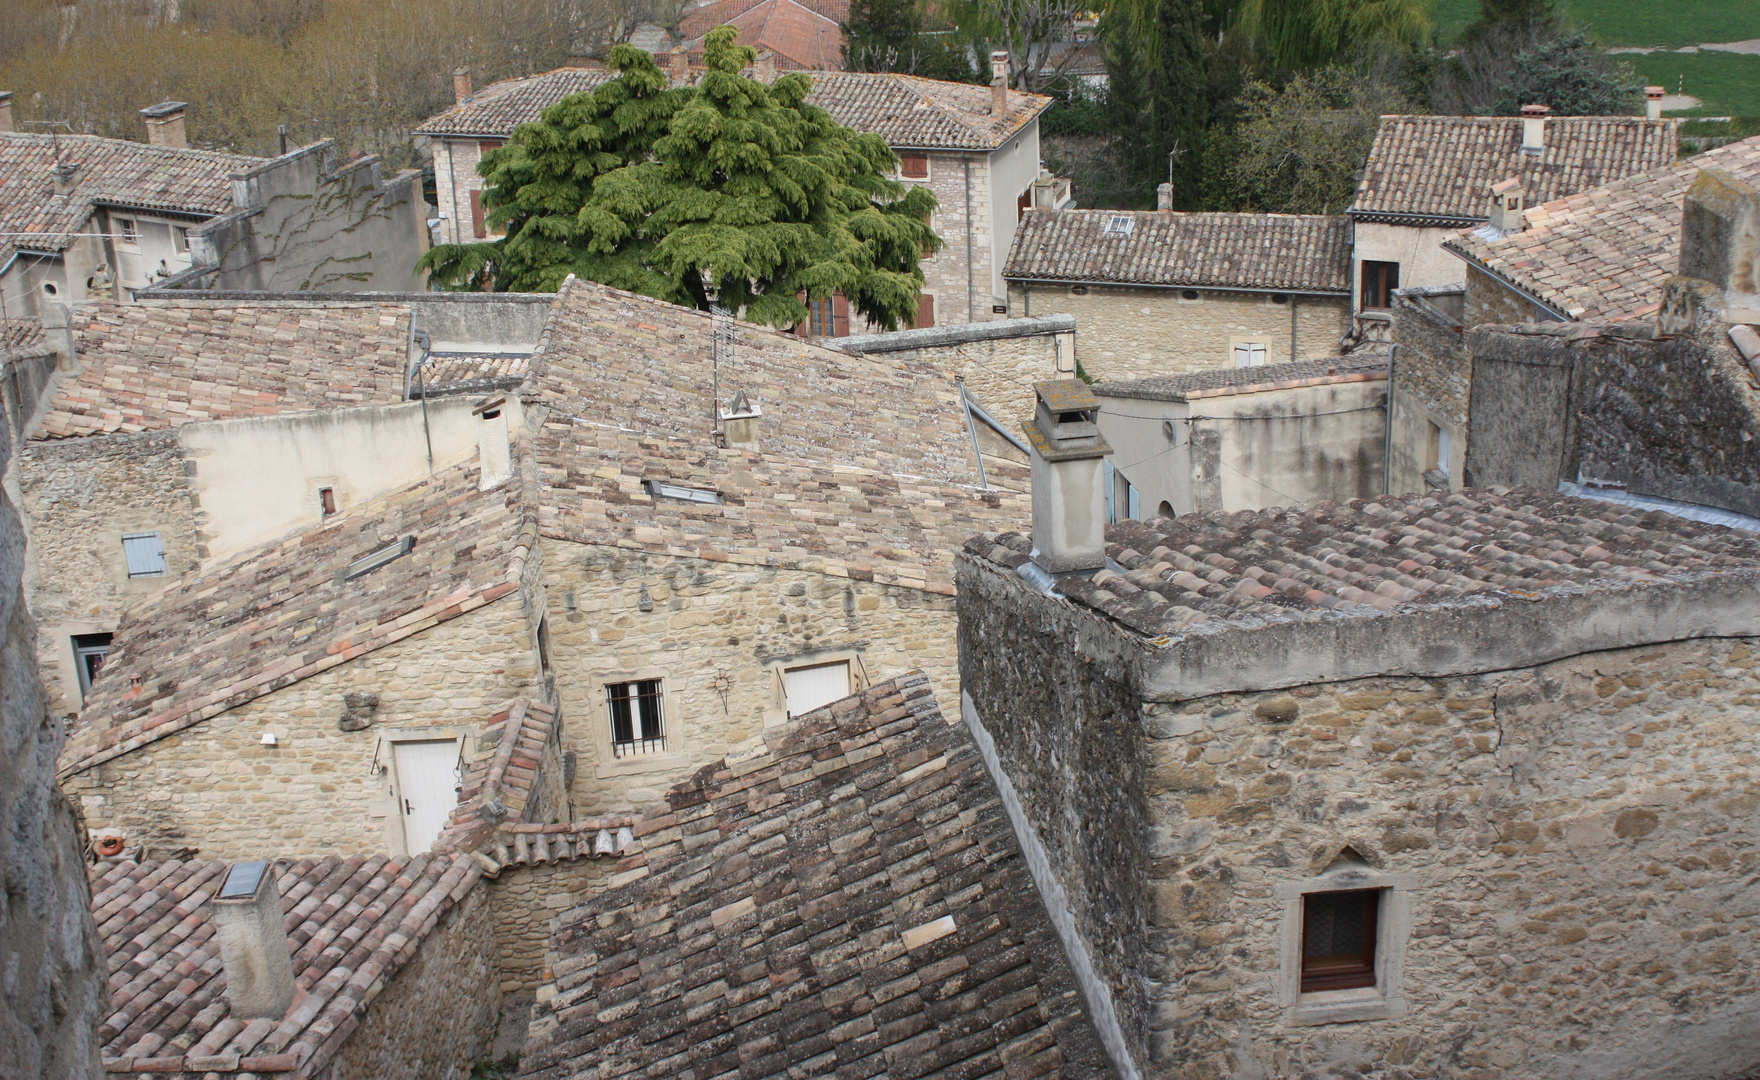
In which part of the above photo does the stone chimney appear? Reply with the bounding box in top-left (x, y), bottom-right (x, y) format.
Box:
top-left (1680, 167), bottom-right (1760, 307)
top-left (671, 46), bottom-right (691, 86)
top-left (51, 161), bottom-right (79, 195)
top-left (1489, 176), bottom-right (1524, 233)
top-left (1024, 380), bottom-right (1111, 574)
top-left (1156, 182), bottom-right (1173, 212)
top-left (720, 390), bottom-right (761, 451)
top-left (1520, 104), bottom-right (1549, 154)
top-left (753, 50), bottom-right (776, 83)
top-left (990, 51), bottom-right (1009, 116)
top-left (140, 101), bottom-right (188, 148)
top-left (1645, 86), bottom-right (1665, 120)
top-left (0, 92), bottom-right (13, 133)
top-left (210, 861), bottom-right (296, 1020)
top-left (452, 66), bottom-right (473, 105)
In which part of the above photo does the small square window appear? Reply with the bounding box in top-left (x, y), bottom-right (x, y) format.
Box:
top-left (607, 679), bottom-right (665, 757)
top-left (319, 487), bottom-right (336, 516)
top-left (1233, 341), bottom-right (1267, 367)
top-left (121, 532), bottom-right (166, 577)
top-left (1301, 888), bottom-right (1380, 993)
top-left (172, 225), bottom-right (189, 253)
top-left (1103, 215), bottom-right (1135, 237)
top-left (115, 218), bottom-right (139, 247)
top-left (73, 632), bottom-right (113, 701)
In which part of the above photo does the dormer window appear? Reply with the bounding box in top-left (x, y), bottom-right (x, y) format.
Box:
top-left (645, 479), bottom-right (722, 505)
top-left (1103, 215), bottom-right (1134, 237)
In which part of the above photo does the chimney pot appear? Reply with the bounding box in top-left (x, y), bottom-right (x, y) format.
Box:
top-left (753, 50), bottom-right (776, 83)
top-left (0, 91), bottom-right (13, 133)
top-left (672, 46), bottom-right (691, 86)
top-left (1645, 85), bottom-right (1665, 120)
top-left (1024, 380), bottom-right (1111, 574)
top-left (720, 390), bottom-right (762, 452)
top-left (51, 161), bottom-right (79, 195)
top-left (1156, 182), bottom-right (1173, 212)
top-left (140, 101), bottom-right (188, 149)
top-left (990, 51), bottom-right (1009, 116)
top-left (452, 66), bottom-right (473, 105)
top-left (1488, 176), bottom-right (1524, 233)
top-left (210, 861), bottom-right (296, 1020)
top-left (1520, 103), bottom-right (1549, 154)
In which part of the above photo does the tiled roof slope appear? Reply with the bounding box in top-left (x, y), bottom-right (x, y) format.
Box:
top-left (680, 0), bottom-right (849, 39)
top-left (35, 300), bottom-right (412, 439)
top-left (1093, 354), bottom-right (1387, 402)
top-left (964, 488), bottom-right (1760, 640)
top-left (529, 277), bottom-right (988, 487)
top-left (1, 316), bottom-right (45, 352)
top-left (414, 67), bottom-right (1050, 150)
top-left (455, 698), bottom-right (558, 825)
top-left (684, 0), bottom-right (845, 71)
top-left (0, 132), bottom-right (258, 263)
top-left (1444, 136), bottom-right (1760, 322)
top-left (518, 673), bottom-right (1111, 1080)
top-left (60, 458), bottom-right (533, 777)
top-left (1349, 115), bottom-right (1677, 224)
top-left (1003, 210), bottom-right (1351, 293)
top-left (91, 852), bottom-right (481, 1077)
top-left (536, 419), bottom-right (1029, 595)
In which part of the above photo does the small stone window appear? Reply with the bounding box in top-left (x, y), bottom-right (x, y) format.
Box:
top-left (121, 532), bottom-right (167, 577)
top-left (319, 487), bottom-right (337, 516)
top-left (1179, 289), bottom-right (1201, 302)
top-left (1300, 888), bottom-right (1380, 992)
top-left (1276, 852), bottom-right (1413, 1026)
top-left (115, 217), bottom-right (140, 248)
top-left (607, 679), bottom-right (666, 757)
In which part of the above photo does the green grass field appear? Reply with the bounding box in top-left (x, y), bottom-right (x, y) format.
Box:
top-left (1630, 50), bottom-right (1760, 117)
top-left (1433, 0), bottom-right (1760, 47)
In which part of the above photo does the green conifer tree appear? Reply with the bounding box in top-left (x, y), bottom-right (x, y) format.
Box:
top-left (419, 27), bottom-right (941, 331)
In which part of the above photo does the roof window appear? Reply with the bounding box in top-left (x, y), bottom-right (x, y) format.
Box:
top-left (645, 479), bottom-right (722, 505)
top-left (335, 536), bottom-right (415, 583)
top-left (1103, 215), bottom-right (1135, 237)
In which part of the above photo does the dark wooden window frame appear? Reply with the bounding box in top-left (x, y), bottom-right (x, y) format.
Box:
top-left (1300, 888), bottom-right (1380, 993)
top-left (1361, 260), bottom-right (1399, 310)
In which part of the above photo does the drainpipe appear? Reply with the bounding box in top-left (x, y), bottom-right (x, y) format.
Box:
top-left (1382, 344), bottom-right (1397, 495)
top-left (957, 377), bottom-right (989, 489)
top-left (964, 157), bottom-right (975, 324)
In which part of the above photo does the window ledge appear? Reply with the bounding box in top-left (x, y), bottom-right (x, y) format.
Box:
top-left (1283, 987), bottom-right (1406, 1027)
top-left (595, 752), bottom-right (689, 778)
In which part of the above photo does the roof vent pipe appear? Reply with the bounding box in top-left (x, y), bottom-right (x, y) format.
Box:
top-left (140, 101), bottom-right (188, 149)
top-left (1520, 104), bottom-right (1549, 154)
top-left (210, 861), bottom-right (297, 1020)
top-left (1024, 379), bottom-right (1111, 574)
top-left (0, 92), bottom-right (13, 133)
top-left (990, 51), bottom-right (1009, 116)
top-left (452, 66), bottom-right (473, 105)
top-left (1645, 86), bottom-right (1665, 121)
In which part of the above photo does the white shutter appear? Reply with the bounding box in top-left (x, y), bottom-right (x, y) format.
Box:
top-left (784, 661), bottom-right (852, 718)
top-left (1249, 343), bottom-right (1266, 366)
top-left (1437, 427), bottom-right (1453, 479)
top-left (394, 739), bottom-right (461, 854)
top-left (122, 532), bottom-right (166, 577)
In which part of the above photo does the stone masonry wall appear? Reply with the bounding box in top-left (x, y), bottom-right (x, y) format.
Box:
top-left (1463, 265), bottom-right (1551, 328)
top-left (64, 600), bottom-right (541, 860)
top-left (330, 882), bottom-right (502, 1080)
top-left (546, 542), bottom-right (960, 816)
top-left (1389, 297), bottom-right (1472, 496)
top-left (1010, 283), bottom-right (1350, 379)
top-left (16, 432), bottom-right (197, 716)
top-left (1139, 636), bottom-right (1760, 1080)
top-left (485, 857), bottom-right (614, 992)
top-left (0, 354), bottom-right (105, 1078)
top-left (916, 151), bottom-right (995, 326)
top-left (847, 330), bottom-right (1069, 429)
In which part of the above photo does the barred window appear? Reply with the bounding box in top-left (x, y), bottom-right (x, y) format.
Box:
top-left (607, 679), bottom-right (665, 757)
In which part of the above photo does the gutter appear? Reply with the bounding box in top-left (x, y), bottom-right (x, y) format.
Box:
top-left (1347, 209), bottom-right (1486, 228)
top-left (1443, 245), bottom-right (1573, 322)
top-left (1000, 275), bottom-right (1347, 298)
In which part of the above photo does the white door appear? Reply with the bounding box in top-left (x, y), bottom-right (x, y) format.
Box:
top-left (785, 661), bottom-right (852, 719)
top-left (394, 740), bottom-right (460, 855)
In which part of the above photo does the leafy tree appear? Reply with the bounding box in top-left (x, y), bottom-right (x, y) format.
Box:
top-left (418, 29), bottom-right (941, 331)
top-left (1234, 0), bottom-right (1430, 73)
top-left (1227, 66), bottom-right (1405, 214)
top-left (1492, 30), bottom-right (1643, 115)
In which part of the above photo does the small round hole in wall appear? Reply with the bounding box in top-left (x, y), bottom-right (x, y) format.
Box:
top-left (481, 409), bottom-right (501, 420)
top-left (1271, 293), bottom-right (1289, 304)
top-left (1181, 289), bottom-right (1200, 301)
top-left (41, 281), bottom-right (58, 296)
top-left (1158, 500), bottom-right (1176, 519)
top-left (1070, 285), bottom-right (1089, 296)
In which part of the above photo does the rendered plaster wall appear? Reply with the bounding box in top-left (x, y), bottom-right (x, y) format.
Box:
top-left (0, 364), bottom-right (106, 1080)
top-left (1010, 283), bottom-right (1349, 380)
top-left (1352, 224), bottom-right (1472, 306)
top-left (411, 294), bottom-right (551, 351)
top-left (1388, 299), bottom-right (1471, 497)
top-left (63, 600), bottom-right (541, 861)
top-left (485, 857), bottom-right (613, 992)
top-left (544, 542), bottom-right (960, 816)
top-left (330, 883), bottom-right (501, 1080)
top-left (987, 122), bottom-right (1041, 303)
top-left (14, 431), bottom-right (197, 716)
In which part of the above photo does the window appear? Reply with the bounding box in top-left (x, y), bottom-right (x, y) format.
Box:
top-left (115, 217), bottom-right (139, 247)
top-left (1017, 189), bottom-right (1031, 222)
top-left (172, 225), bottom-right (189, 253)
top-left (478, 139), bottom-right (505, 155)
top-left (73, 632), bottom-right (113, 701)
top-left (806, 293), bottom-right (850, 337)
top-left (1361, 260), bottom-right (1399, 310)
top-left (645, 479), bottom-right (721, 504)
top-left (899, 153), bottom-right (929, 180)
top-left (1301, 889), bottom-right (1380, 992)
top-left (784, 661), bottom-right (851, 718)
top-left (1180, 289), bottom-right (1201, 301)
top-left (1104, 461), bottom-right (1139, 523)
top-left (1233, 341), bottom-right (1267, 367)
top-left (1102, 215), bottom-right (1135, 237)
top-left (607, 679), bottom-right (666, 756)
top-left (319, 487), bottom-right (336, 516)
top-left (121, 532), bottom-right (166, 577)
top-left (1271, 293), bottom-right (1289, 305)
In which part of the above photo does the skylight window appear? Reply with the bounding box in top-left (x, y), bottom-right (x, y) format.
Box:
top-left (1103, 215), bottom-right (1135, 237)
top-left (335, 536), bottom-right (415, 583)
top-left (645, 480), bottom-right (722, 505)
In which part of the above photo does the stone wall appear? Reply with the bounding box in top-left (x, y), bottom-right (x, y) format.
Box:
top-left (1009, 282), bottom-right (1350, 381)
top-left (485, 857), bottom-right (614, 992)
top-left (545, 541), bottom-right (960, 816)
top-left (16, 431), bottom-right (197, 716)
top-left (331, 882), bottom-right (502, 1080)
top-left (0, 347), bottom-right (105, 1079)
top-left (1463, 264), bottom-right (1557, 328)
top-left (1389, 292), bottom-right (1470, 496)
top-left (917, 150), bottom-right (997, 326)
top-left (64, 600), bottom-right (541, 860)
top-left (838, 315), bottom-right (1075, 426)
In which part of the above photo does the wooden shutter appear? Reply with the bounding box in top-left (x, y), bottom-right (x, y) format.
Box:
top-left (900, 153), bottom-right (929, 179)
top-left (832, 293), bottom-right (850, 337)
top-left (470, 190), bottom-right (486, 239)
top-left (793, 291), bottom-right (809, 336)
top-left (1017, 189), bottom-right (1031, 221)
top-left (913, 294), bottom-right (935, 329)
top-left (478, 139), bottom-right (505, 154)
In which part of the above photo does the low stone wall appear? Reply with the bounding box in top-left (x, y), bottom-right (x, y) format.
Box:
top-left (838, 315), bottom-right (1074, 426)
top-left (331, 882), bottom-right (502, 1080)
top-left (485, 857), bottom-right (615, 992)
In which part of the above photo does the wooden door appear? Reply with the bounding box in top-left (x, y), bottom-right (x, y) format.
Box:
top-left (394, 739), bottom-right (460, 855)
top-left (784, 661), bottom-right (852, 718)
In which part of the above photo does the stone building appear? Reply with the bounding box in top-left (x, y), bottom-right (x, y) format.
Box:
top-left (416, 63), bottom-right (1062, 327)
top-left (836, 311), bottom-right (1075, 430)
top-left (1092, 355), bottom-right (1388, 520)
top-left (1003, 208), bottom-right (1352, 378)
top-left (1348, 112), bottom-right (1676, 342)
top-left (518, 673), bottom-right (1115, 1080)
top-left (958, 438), bottom-right (1760, 1078)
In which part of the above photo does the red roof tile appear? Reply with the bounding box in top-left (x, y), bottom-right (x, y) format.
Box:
top-left (684, 0), bottom-right (845, 70)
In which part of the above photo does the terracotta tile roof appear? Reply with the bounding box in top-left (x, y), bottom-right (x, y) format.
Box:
top-left (963, 488), bottom-right (1760, 640)
top-left (411, 68), bottom-right (615, 137)
top-left (59, 458), bottom-right (536, 778)
top-left (679, 0), bottom-right (848, 40)
top-left (518, 673), bottom-right (1111, 1080)
top-left (414, 67), bottom-right (1051, 150)
top-left (685, 0), bottom-right (844, 70)
top-left (1003, 210), bottom-right (1351, 293)
top-left (1093, 354), bottom-right (1388, 402)
top-left (91, 851), bottom-right (481, 1077)
top-left (1, 316), bottom-right (44, 352)
top-left (0, 132), bottom-right (258, 264)
top-left (1444, 136), bottom-right (1760, 322)
top-left (454, 698), bottom-right (558, 825)
top-left (34, 300), bottom-right (412, 439)
top-left (1349, 115), bottom-right (1678, 225)
top-left (417, 351), bottom-right (531, 395)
